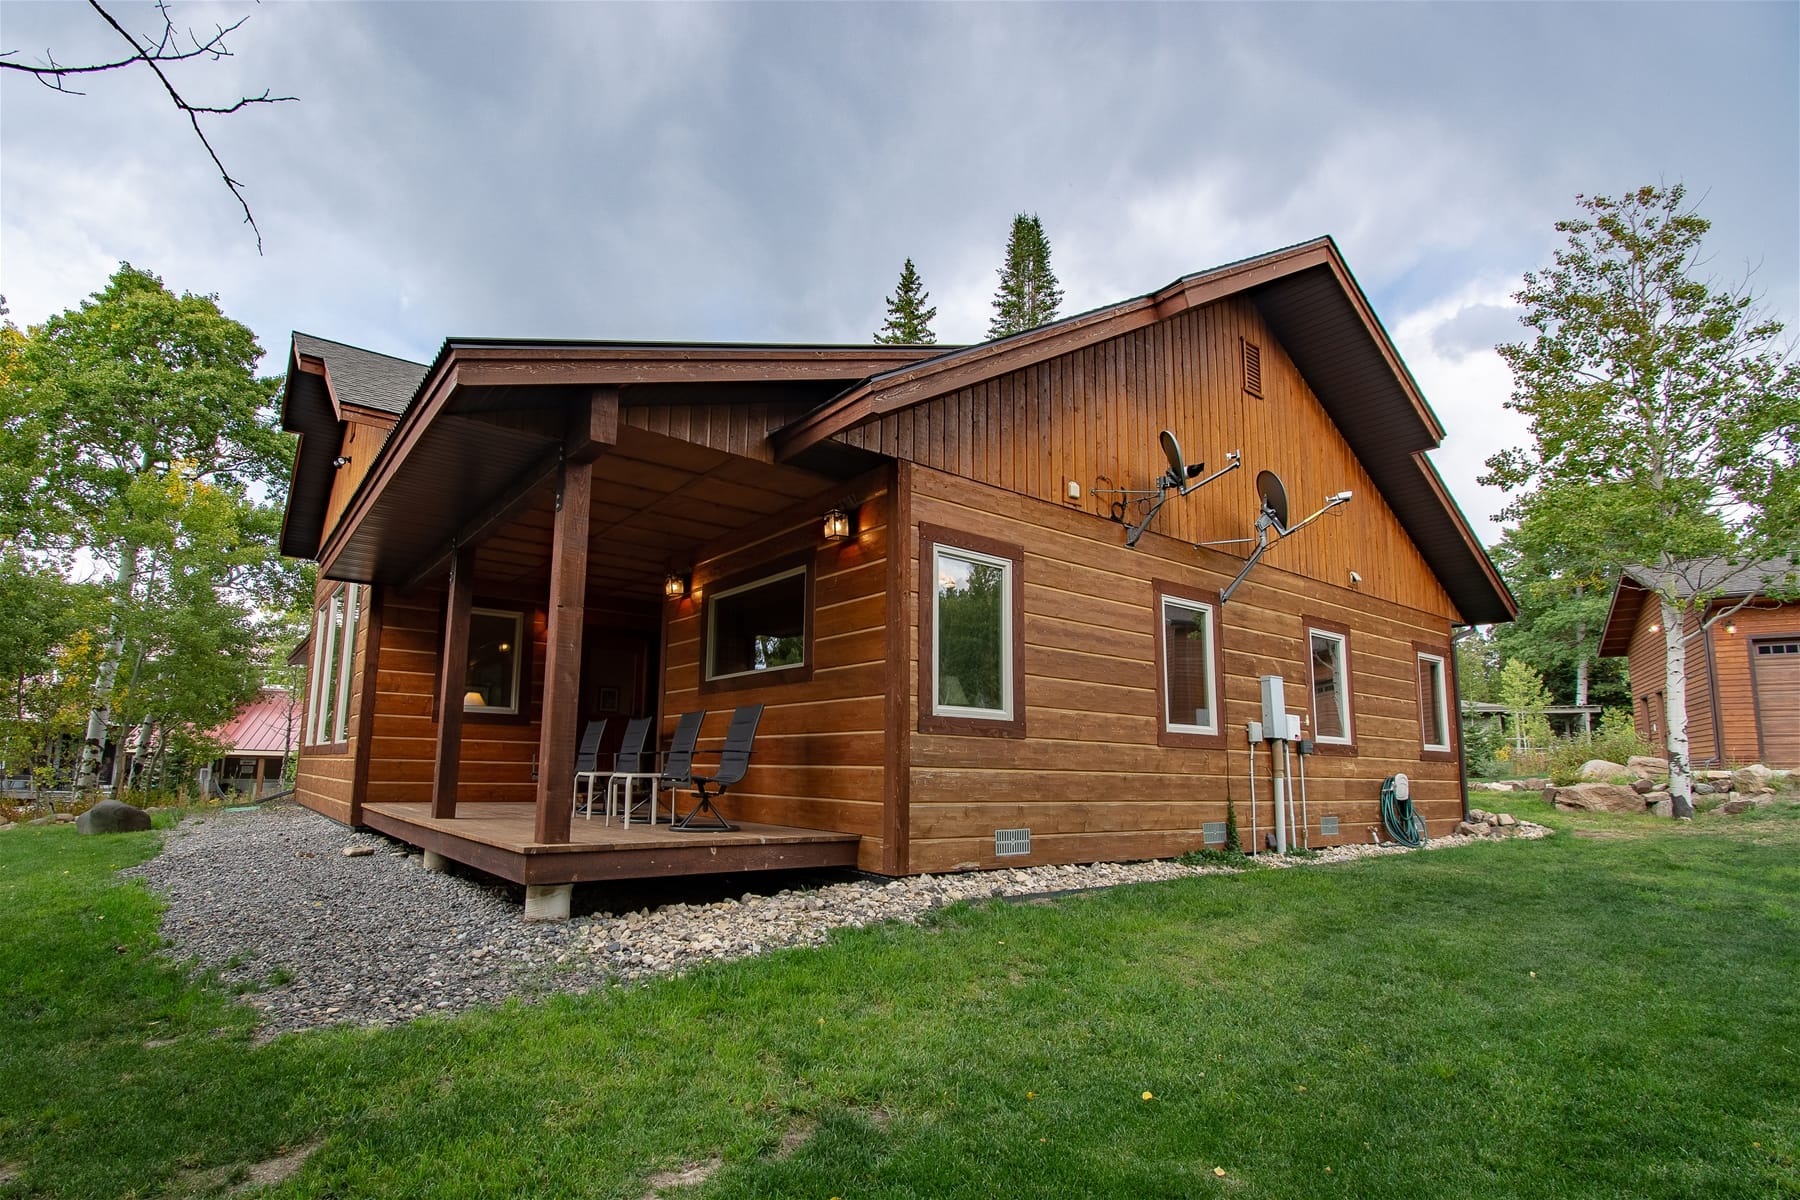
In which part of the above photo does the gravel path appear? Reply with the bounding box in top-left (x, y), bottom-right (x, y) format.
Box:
top-left (124, 802), bottom-right (1548, 1037)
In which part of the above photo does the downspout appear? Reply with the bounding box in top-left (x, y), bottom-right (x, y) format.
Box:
top-left (1450, 623), bottom-right (1475, 821)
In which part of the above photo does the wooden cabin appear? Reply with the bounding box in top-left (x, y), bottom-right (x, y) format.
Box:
top-left (280, 238), bottom-right (1515, 914)
top-left (1599, 560), bottom-right (1800, 768)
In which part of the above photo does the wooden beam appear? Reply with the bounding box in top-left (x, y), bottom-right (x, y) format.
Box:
top-left (534, 452), bottom-right (595, 845)
top-left (431, 548), bottom-right (474, 819)
top-left (568, 385), bottom-right (619, 463)
top-left (349, 587), bottom-right (384, 824)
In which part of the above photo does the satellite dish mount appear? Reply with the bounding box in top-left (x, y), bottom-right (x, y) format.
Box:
top-left (1215, 471), bottom-right (1354, 603)
top-left (1097, 430), bottom-right (1242, 548)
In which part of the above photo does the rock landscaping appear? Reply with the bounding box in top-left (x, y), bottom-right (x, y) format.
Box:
top-left (124, 802), bottom-right (1549, 1037)
top-left (1476, 758), bottom-right (1790, 818)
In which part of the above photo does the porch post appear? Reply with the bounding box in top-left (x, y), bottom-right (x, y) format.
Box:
top-left (534, 460), bottom-right (592, 845)
top-left (431, 546), bottom-right (475, 819)
top-left (534, 387), bottom-right (615, 845)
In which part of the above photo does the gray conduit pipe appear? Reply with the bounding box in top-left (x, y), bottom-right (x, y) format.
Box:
top-left (1247, 732), bottom-right (1259, 856)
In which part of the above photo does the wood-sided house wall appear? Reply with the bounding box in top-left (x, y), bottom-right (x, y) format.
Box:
top-left (843, 295), bottom-right (1467, 872)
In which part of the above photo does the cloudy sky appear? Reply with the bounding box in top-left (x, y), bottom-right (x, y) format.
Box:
top-left (4, 1), bottom-right (1795, 548)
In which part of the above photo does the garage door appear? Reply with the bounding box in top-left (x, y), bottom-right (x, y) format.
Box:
top-left (1753, 639), bottom-right (1800, 767)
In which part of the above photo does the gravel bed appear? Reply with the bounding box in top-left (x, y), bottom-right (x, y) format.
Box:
top-left (124, 803), bottom-right (1548, 1037)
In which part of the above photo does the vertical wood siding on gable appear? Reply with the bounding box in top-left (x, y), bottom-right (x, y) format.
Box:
top-left (838, 296), bottom-right (1461, 624)
top-left (319, 418), bottom-right (394, 548)
top-left (659, 481), bottom-right (895, 872)
top-left (901, 463), bottom-right (1463, 874)
top-left (624, 399), bottom-right (818, 465)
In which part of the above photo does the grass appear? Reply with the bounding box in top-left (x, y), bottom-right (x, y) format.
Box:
top-left (1, 802), bottom-right (1797, 1198)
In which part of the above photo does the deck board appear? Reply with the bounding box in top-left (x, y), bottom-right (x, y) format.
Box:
top-left (360, 800), bottom-right (861, 885)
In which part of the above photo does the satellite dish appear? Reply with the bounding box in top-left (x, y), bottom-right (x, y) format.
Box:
top-left (1255, 470), bottom-right (1290, 531)
top-left (1160, 430), bottom-right (1187, 485)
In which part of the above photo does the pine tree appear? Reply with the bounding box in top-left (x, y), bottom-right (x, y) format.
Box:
top-left (988, 213), bottom-right (1064, 339)
top-left (874, 258), bottom-right (938, 345)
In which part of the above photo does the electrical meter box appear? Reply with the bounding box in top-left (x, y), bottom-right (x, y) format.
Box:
top-left (1259, 675), bottom-right (1286, 733)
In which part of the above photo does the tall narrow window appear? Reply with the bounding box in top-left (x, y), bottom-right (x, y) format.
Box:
top-left (1161, 595), bottom-right (1218, 735)
top-left (1417, 650), bottom-right (1450, 754)
top-left (306, 586), bottom-right (353, 747)
top-left (306, 605), bottom-right (329, 745)
top-left (1307, 623), bottom-right (1353, 748)
top-left (934, 545), bottom-right (1011, 717)
top-left (918, 525), bottom-right (1024, 736)
top-left (464, 608), bottom-right (524, 715)
top-left (332, 586), bottom-right (361, 743)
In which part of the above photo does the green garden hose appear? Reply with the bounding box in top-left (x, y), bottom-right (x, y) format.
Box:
top-left (1380, 774), bottom-right (1426, 848)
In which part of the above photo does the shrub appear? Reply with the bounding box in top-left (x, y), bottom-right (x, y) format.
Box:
top-left (1462, 720), bottom-right (1503, 778)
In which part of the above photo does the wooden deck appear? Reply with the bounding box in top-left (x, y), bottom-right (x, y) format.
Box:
top-left (360, 801), bottom-right (862, 886)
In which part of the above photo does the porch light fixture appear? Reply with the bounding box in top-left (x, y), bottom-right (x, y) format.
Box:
top-left (664, 572), bottom-right (689, 599)
top-left (1725, 622), bottom-right (1738, 635)
top-left (331, 456), bottom-right (351, 468)
top-left (823, 506), bottom-right (853, 542)
top-left (1649, 622), bottom-right (1661, 633)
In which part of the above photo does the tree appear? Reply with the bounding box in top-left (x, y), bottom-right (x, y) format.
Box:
top-left (1, 1), bottom-right (293, 251)
top-left (1495, 658), bottom-right (1553, 756)
top-left (874, 258), bottom-right (938, 345)
top-left (989, 213), bottom-right (1064, 339)
top-left (5, 263), bottom-right (294, 793)
top-left (1483, 185), bottom-right (1800, 816)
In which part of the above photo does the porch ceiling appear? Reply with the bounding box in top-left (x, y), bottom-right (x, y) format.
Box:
top-left (320, 378), bottom-right (843, 598)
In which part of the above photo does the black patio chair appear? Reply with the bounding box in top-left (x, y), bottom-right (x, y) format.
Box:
top-left (658, 710), bottom-right (707, 793)
top-left (672, 703), bottom-right (763, 833)
top-left (603, 716), bottom-right (658, 825)
top-left (573, 718), bottom-right (609, 819)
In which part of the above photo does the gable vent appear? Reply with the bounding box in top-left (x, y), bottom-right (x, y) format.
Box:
top-left (1242, 338), bottom-right (1263, 397)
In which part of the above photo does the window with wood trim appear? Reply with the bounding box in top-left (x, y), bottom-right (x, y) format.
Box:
top-left (1157, 587), bottom-right (1221, 739)
top-left (1241, 337), bottom-right (1263, 398)
top-left (464, 608), bottom-right (524, 715)
top-left (918, 524), bottom-right (1025, 737)
top-left (703, 563), bottom-right (810, 683)
top-left (305, 584), bottom-right (360, 747)
top-left (1306, 622), bottom-right (1354, 749)
top-left (1417, 650), bottom-right (1451, 753)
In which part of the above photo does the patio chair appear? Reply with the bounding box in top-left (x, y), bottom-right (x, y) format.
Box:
top-left (672, 703), bottom-right (763, 833)
top-left (603, 716), bottom-right (659, 826)
top-left (573, 719), bottom-right (609, 819)
top-left (658, 710), bottom-right (706, 795)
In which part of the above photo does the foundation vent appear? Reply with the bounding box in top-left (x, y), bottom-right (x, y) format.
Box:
top-left (1320, 816), bottom-right (1340, 837)
top-left (1202, 821), bottom-right (1228, 845)
top-left (995, 827), bottom-right (1031, 857)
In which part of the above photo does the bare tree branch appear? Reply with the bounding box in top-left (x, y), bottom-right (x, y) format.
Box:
top-left (1, 1), bottom-right (294, 253)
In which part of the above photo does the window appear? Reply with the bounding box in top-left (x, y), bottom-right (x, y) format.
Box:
top-left (305, 584), bottom-right (360, 746)
top-left (1305, 618), bottom-right (1354, 751)
top-left (1155, 582), bottom-right (1224, 747)
top-left (919, 525), bottom-right (1024, 736)
top-left (704, 563), bottom-right (809, 683)
top-left (464, 608), bottom-right (524, 714)
top-left (1416, 649), bottom-right (1451, 755)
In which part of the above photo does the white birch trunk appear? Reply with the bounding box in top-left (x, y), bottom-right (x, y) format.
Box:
top-left (74, 543), bottom-right (140, 793)
top-left (1660, 594), bottom-right (1694, 819)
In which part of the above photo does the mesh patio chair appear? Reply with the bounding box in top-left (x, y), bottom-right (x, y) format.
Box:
top-left (672, 703), bottom-right (763, 833)
top-left (603, 716), bottom-right (659, 826)
top-left (573, 719), bottom-right (609, 819)
top-left (658, 711), bottom-right (706, 796)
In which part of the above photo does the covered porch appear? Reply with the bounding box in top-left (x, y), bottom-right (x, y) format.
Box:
top-left (313, 341), bottom-right (915, 914)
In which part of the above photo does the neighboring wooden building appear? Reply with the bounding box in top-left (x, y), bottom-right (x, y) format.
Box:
top-left (205, 689), bottom-right (301, 799)
top-left (279, 239), bottom-right (1514, 905)
top-left (1599, 560), bottom-right (1800, 769)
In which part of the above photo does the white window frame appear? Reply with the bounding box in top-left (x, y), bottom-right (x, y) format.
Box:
top-left (1417, 650), bottom-right (1451, 753)
top-left (1160, 596), bottom-right (1219, 736)
top-left (931, 543), bottom-right (1014, 721)
top-left (331, 586), bottom-right (361, 743)
top-left (306, 604), bottom-right (330, 745)
top-left (1308, 628), bottom-right (1352, 745)
top-left (464, 607), bottom-right (525, 716)
top-left (306, 587), bottom-right (353, 746)
top-left (703, 564), bottom-right (809, 682)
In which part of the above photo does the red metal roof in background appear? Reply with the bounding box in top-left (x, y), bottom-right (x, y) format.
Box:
top-left (210, 690), bottom-right (300, 756)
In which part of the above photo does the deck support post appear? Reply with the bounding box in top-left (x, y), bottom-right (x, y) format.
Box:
top-left (431, 546), bottom-right (475, 819)
top-left (524, 883), bottom-right (572, 921)
top-left (534, 389), bottom-right (612, 846)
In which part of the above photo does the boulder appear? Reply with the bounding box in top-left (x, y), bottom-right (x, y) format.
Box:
top-left (1719, 797), bottom-right (1756, 815)
top-left (1579, 759), bottom-right (1630, 782)
top-left (1455, 820), bottom-right (1494, 837)
top-left (1495, 813), bottom-right (1518, 827)
top-left (1548, 783), bottom-right (1647, 815)
top-left (1630, 778), bottom-right (1657, 795)
top-left (75, 798), bottom-right (152, 835)
top-left (1693, 782), bottom-right (1716, 797)
top-left (1644, 792), bottom-right (1673, 818)
top-left (1732, 764), bottom-right (1776, 793)
top-left (1627, 755), bottom-right (1668, 780)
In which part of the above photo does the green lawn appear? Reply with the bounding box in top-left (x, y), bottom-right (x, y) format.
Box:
top-left (1, 801), bottom-right (1796, 1199)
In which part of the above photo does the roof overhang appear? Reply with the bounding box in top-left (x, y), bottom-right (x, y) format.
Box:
top-left (1598, 573), bottom-right (1651, 658)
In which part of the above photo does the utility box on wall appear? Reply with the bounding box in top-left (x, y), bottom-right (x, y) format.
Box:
top-left (1260, 675), bottom-right (1286, 733)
